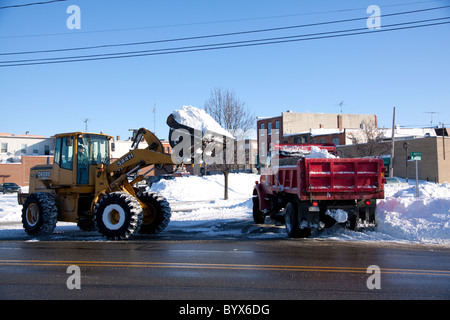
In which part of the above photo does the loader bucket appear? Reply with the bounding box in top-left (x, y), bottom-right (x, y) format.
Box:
top-left (166, 113), bottom-right (196, 148)
top-left (166, 111), bottom-right (233, 165)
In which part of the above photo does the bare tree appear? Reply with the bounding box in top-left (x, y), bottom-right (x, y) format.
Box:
top-left (204, 88), bottom-right (254, 199)
top-left (204, 88), bottom-right (254, 133)
top-left (347, 120), bottom-right (390, 157)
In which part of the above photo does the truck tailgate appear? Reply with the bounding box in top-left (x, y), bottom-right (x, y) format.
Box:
top-left (303, 158), bottom-right (385, 199)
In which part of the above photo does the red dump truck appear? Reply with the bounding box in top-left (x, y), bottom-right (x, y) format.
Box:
top-left (253, 144), bottom-right (386, 237)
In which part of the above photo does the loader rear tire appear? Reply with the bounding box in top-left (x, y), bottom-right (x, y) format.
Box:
top-left (94, 192), bottom-right (143, 240)
top-left (22, 192), bottom-right (58, 236)
top-left (138, 191), bottom-right (171, 234)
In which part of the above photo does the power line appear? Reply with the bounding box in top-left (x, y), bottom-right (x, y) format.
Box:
top-left (2, 16), bottom-right (449, 64)
top-left (0, 0), bottom-right (67, 10)
top-left (1, 18), bottom-right (448, 67)
top-left (1, 5), bottom-right (449, 57)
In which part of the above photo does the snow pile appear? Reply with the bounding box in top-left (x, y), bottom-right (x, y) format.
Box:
top-left (152, 173), bottom-right (257, 202)
top-left (0, 192), bottom-right (23, 222)
top-left (278, 145), bottom-right (337, 158)
top-left (172, 105), bottom-right (234, 139)
top-left (306, 146), bottom-right (337, 159)
top-left (375, 182), bottom-right (450, 245)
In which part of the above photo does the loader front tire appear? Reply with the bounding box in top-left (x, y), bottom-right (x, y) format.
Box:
top-left (94, 192), bottom-right (143, 240)
top-left (22, 192), bottom-right (58, 236)
top-left (138, 191), bottom-right (171, 234)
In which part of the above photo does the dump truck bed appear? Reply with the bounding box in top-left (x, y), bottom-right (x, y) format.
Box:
top-left (263, 157), bottom-right (385, 201)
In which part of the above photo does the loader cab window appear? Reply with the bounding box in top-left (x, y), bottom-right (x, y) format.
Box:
top-left (78, 134), bottom-right (110, 166)
top-left (54, 137), bottom-right (74, 171)
top-left (76, 134), bottom-right (110, 184)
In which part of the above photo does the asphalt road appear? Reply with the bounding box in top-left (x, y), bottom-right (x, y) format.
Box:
top-left (1, 238), bottom-right (449, 301)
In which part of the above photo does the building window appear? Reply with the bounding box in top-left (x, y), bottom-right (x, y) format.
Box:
top-left (275, 120), bottom-right (279, 134)
top-left (1, 143), bottom-right (7, 153)
top-left (21, 144), bottom-right (27, 154)
top-left (260, 123), bottom-right (265, 136)
top-left (268, 122), bottom-right (272, 135)
top-left (33, 147), bottom-right (38, 154)
top-left (45, 145), bottom-right (50, 155)
top-left (332, 138), bottom-right (340, 146)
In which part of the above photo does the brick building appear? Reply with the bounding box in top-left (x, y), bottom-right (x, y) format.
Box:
top-left (257, 111), bottom-right (377, 155)
top-left (0, 156), bottom-right (53, 185)
top-left (338, 135), bottom-right (450, 183)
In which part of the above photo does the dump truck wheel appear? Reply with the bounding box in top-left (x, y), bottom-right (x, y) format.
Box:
top-left (21, 192), bottom-right (58, 236)
top-left (94, 192), bottom-right (143, 240)
top-left (252, 193), bottom-right (266, 224)
top-left (284, 202), bottom-right (311, 238)
top-left (138, 191), bottom-right (171, 234)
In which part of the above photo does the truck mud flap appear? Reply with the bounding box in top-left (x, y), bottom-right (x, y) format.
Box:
top-left (353, 202), bottom-right (377, 230)
top-left (298, 202), bottom-right (320, 229)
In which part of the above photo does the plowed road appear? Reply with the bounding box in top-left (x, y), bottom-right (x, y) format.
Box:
top-left (0, 239), bottom-right (449, 300)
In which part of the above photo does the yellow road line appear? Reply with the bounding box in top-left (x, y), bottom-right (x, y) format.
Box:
top-left (0, 259), bottom-right (449, 276)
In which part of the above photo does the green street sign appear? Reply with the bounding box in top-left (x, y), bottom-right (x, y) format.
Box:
top-left (410, 151), bottom-right (422, 161)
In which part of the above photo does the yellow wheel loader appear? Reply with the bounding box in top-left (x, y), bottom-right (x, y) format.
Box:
top-left (18, 128), bottom-right (175, 240)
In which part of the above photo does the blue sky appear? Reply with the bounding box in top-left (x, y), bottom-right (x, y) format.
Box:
top-left (0, 0), bottom-right (449, 140)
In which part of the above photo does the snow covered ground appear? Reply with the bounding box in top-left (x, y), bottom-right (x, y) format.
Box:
top-left (0, 173), bottom-right (449, 245)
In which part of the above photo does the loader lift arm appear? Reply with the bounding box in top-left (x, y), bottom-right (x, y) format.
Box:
top-left (102, 128), bottom-right (175, 194)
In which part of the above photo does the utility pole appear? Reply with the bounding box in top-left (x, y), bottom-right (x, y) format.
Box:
top-left (443, 122), bottom-right (446, 161)
top-left (389, 107), bottom-right (396, 178)
top-left (403, 141), bottom-right (409, 182)
top-left (152, 104), bottom-right (156, 134)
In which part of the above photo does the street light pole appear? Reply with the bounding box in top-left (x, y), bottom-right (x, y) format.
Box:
top-left (389, 107), bottom-right (396, 178)
top-left (403, 141), bottom-right (409, 182)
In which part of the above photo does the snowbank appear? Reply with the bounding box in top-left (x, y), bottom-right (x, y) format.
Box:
top-left (375, 182), bottom-right (450, 245)
top-left (152, 173), bottom-right (257, 202)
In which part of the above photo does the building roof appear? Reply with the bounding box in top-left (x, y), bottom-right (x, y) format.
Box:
top-left (283, 128), bottom-right (344, 137)
top-left (0, 133), bottom-right (46, 138)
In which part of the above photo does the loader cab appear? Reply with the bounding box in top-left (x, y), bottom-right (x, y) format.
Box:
top-left (53, 132), bottom-right (112, 186)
